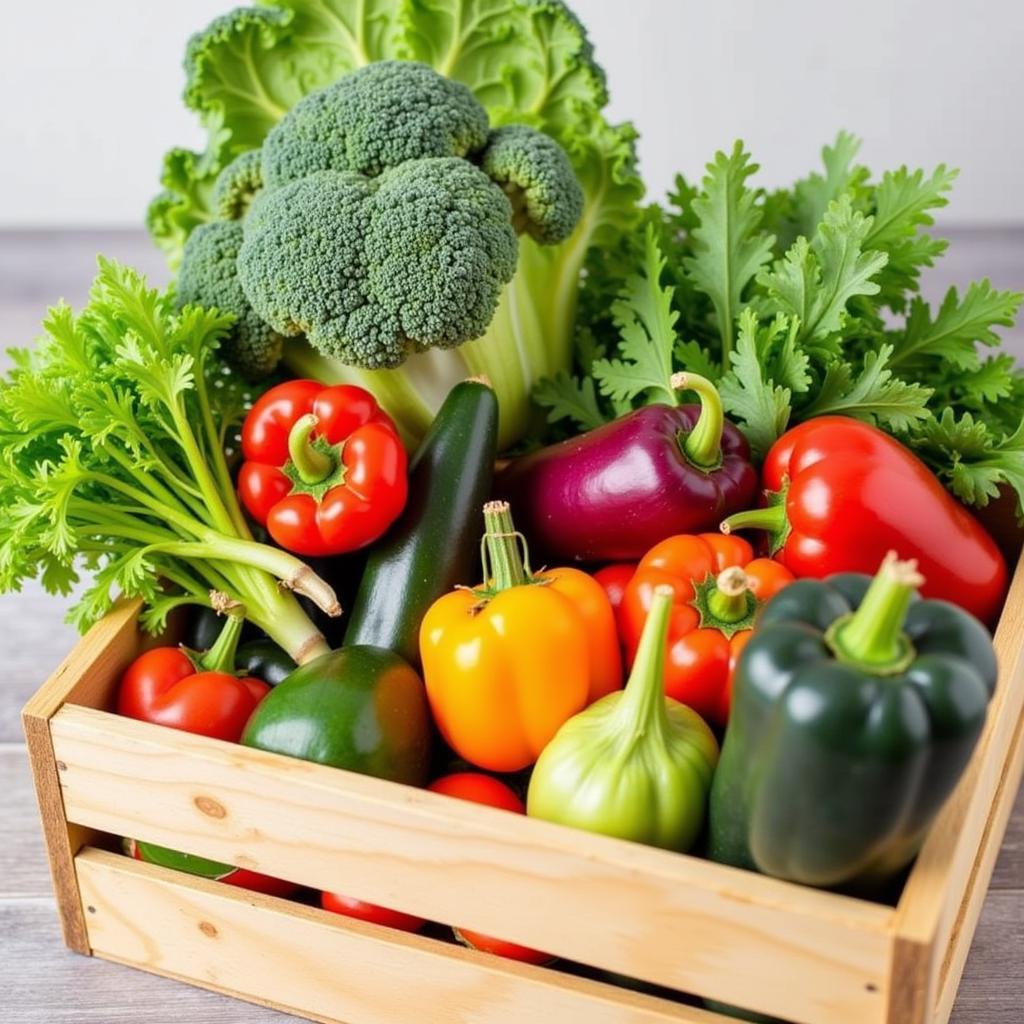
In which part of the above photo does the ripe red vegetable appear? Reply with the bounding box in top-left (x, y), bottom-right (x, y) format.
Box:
top-left (428, 772), bottom-right (525, 812)
top-left (117, 613), bottom-right (269, 741)
top-left (428, 773), bottom-right (553, 965)
top-left (593, 563), bottom-right (636, 615)
top-left (239, 380), bottom-right (408, 557)
top-left (721, 418), bottom-right (1008, 624)
top-left (320, 892), bottom-right (426, 933)
top-left (620, 533), bottom-right (794, 725)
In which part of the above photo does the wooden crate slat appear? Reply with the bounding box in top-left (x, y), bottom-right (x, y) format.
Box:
top-left (889, 551), bottom-right (1024, 1022)
top-left (76, 848), bottom-right (726, 1024)
top-left (21, 596), bottom-right (146, 953)
top-left (52, 704), bottom-right (893, 1024)
top-left (932, 692), bottom-right (1024, 1024)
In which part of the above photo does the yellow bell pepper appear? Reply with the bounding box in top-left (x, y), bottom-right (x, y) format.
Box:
top-left (419, 501), bottom-right (622, 772)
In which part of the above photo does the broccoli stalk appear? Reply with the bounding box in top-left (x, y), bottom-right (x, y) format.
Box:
top-left (0, 260), bottom-right (338, 664)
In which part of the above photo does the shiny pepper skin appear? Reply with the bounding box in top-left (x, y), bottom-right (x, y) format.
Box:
top-left (419, 501), bottom-right (622, 773)
top-left (620, 533), bottom-right (794, 725)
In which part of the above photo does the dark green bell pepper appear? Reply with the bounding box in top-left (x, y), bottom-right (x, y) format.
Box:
top-left (241, 645), bottom-right (433, 785)
top-left (709, 553), bottom-right (997, 891)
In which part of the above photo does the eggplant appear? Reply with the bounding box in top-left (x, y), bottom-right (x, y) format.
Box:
top-left (498, 375), bottom-right (757, 562)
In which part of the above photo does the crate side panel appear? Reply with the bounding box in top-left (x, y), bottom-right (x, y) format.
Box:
top-left (76, 849), bottom-right (723, 1024)
top-left (21, 596), bottom-right (148, 953)
top-left (54, 706), bottom-right (892, 1024)
top-left (888, 551), bottom-right (1024, 1023)
top-left (891, 555), bottom-right (1024, 983)
top-left (932, 696), bottom-right (1024, 1024)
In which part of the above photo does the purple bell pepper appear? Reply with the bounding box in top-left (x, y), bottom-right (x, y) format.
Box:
top-left (497, 374), bottom-right (757, 562)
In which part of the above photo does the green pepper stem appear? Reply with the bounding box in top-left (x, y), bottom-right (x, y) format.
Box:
top-left (672, 371), bottom-right (724, 469)
top-left (288, 414), bottom-right (334, 484)
top-left (707, 567), bottom-right (751, 623)
top-left (197, 598), bottom-right (245, 674)
top-left (720, 502), bottom-right (786, 536)
top-left (827, 551), bottom-right (924, 673)
top-left (481, 501), bottom-right (531, 591)
top-left (617, 585), bottom-right (674, 736)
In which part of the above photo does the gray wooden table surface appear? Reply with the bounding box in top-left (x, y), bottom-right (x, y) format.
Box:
top-left (0, 229), bottom-right (1021, 1022)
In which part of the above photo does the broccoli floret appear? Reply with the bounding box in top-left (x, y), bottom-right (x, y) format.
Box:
top-left (479, 125), bottom-right (585, 244)
top-left (212, 149), bottom-right (263, 220)
top-left (176, 220), bottom-right (282, 377)
top-left (237, 159), bottom-right (517, 369)
top-left (261, 61), bottom-right (490, 187)
top-left (367, 158), bottom-right (520, 348)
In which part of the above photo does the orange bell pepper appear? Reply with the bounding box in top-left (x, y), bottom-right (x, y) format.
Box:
top-left (620, 533), bottom-right (794, 726)
top-left (420, 501), bottom-right (622, 773)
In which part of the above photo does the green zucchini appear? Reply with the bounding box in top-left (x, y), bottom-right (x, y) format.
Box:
top-left (343, 378), bottom-right (498, 665)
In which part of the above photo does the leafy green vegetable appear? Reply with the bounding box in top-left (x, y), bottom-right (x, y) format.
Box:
top-left (592, 224), bottom-right (680, 407)
top-left (683, 142), bottom-right (774, 359)
top-left (536, 133), bottom-right (1023, 508)
top-left (758, 196), bottom-right (888, 349)
top-left (0, 260), bottom-right (338, 661)
top-left (150, 0), bottom-right (643, 449)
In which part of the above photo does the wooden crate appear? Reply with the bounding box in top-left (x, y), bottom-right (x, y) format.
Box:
top-left (22, 550), bottom-right (1024, 1024)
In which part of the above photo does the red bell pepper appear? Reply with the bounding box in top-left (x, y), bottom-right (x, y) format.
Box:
top-left (720, 417), bottom-right (1008, 624)
top-left (238, 380), bottom-right (408, 557)
top-left (118, 611), bottom-right (269, 741)
top-left (620, 534), bottom-right (794, 725)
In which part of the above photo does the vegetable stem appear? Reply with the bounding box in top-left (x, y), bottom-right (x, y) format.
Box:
top-left (672, 372), bottom-right (724, 469)
top-left (480, 501), bottom-right (530, 591)
top-left (288, 414), bottom-right (335, 484)
top-left (164, 536), bottom-right (342, 617)
top-left (720, 501), bottom-right (786, 536)
top-left (707, 568), bottom-right (751, 623)
top-left (826, 551), bottom-right (923, 674)
top-left (196, 602), bottom-right (245, 673)
top-left (616, 584), bottom-right (673, 739)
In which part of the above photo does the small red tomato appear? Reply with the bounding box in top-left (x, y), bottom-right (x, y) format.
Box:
top-left (320, 891), bottom-right (426, 933)
top-left (427, 772), bottom-right (524, 812)
top-left (118, 647), bottom-right (269, 742)
top-left (593, 563), bottom-right (637, 614)
top-left (429, 772), bottom-right (553, 965)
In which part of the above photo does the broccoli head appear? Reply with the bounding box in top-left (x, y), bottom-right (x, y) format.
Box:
top-left (212, 149), bottom-right (263, 220)
top-left (261, 60), bottom-right (490, 188)
top-left (479, 125), bottom-right (585, 244)
top-left (176, 220), bottom-right (283, 377)
top-left (238, 159), bottom-right (518, 369)
top-left (174, 59), bottom-right (583, 379)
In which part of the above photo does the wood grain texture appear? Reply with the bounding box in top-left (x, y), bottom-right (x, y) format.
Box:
top-left (1, 228), bottom-right (1023, 1024)
top-left (77, 849), bottom-right (727, 1024)
top-left (50, 705), bottom-right (893, 1024)
top-left (887, 552), bottom-right (1024, 1022)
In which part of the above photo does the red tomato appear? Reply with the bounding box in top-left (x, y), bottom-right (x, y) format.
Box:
top-left (320, 892), bottom-right (426, 933)
top-left (118, 647), bottom-right (269, 742)
top-left (453, 928), bottom-right (554, 965)
top-left (429, 772), bottom-right (553, 965)
top-left (427, 773), bottom-right (524, 812)
top-left (593, 563), bottom-right (637, 613)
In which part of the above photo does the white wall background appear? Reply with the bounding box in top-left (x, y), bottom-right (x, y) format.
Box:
top-left (1, 0), bottom-right (1022, 227)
